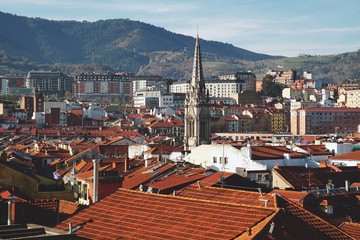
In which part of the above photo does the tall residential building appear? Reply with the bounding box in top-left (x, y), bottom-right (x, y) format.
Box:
top-left (130, 75), bottom-right (163, 94)
top-left (25, 71), bottom-right (72, 95)
top-left (171, 78), bottom-right (246, 98)
top-left (133, 90), bottom-right (161, 108)
top-left (0, 76), bottom-right (25, 94)
top-left (184, 35), bottom-right (211, 151)
top-left (170, 71), bottom-right (256, 98)
top-left (291, 107), bottom-right (360, 135)
top-left (74, 73), bottom-right (132, 100)
top-left (218, 72), bottom-right (256, 92)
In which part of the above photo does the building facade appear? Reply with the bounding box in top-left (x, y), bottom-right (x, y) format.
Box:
top-left (184, 35), bottom-right (211, 151)
top-left (133, 90), bottom-right (161, 108)
top-left (170, 78), bottom-right (249, 98)
top-left (345, 89), bottom-right (360, 108)
top-left (291, 107), bottom-right (360, 135)
top-left (25, 71), bottom-right (72, 95)
top-left (74, 73), bottom-right (132, 100)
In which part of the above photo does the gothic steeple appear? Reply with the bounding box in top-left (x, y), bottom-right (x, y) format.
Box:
top-left (184, 34), bottom-right (211, 151)
top-left (190, 35), bottom-right (204, 89)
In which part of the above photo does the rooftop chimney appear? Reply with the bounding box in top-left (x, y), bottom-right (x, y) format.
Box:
top-left (145, 158), bottom-right (151, 168)
top-left (7, 197), bottom-right (15, 225)
top-left (124, 155), bottom-right (129, 172)
top-left (345, 180), bottom-right (349, 192)
top-left (68, 222), bottom-right (72, 234)
top-left (92, 159), bottom-right (99, 203)
top-left (247, 142), bottom-right (252, 158)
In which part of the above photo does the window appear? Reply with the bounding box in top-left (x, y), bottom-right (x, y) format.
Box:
top-left (220, 157), bottom-right (228, 164)
top-left (213, 156), bottom-right (217, 163)
top-left (82, 184), bottom-right (88, 200)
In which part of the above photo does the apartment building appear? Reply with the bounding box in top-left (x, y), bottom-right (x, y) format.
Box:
top-left (0, 76), bottom-right (25, 94)
top-left (130, 75), bottom-right (163, 94)
top-left (171, 79), bottom-right (244, 98)
top-left (218, 72), bottom-right (257, 91)
top-left (133, 90), bottom-right (161, 108)
top-left (74, 72), bottom-right (132, 100)
top-left (25, 71), bottom-right (72, 94)
top-left (345, 89), bottom-right (360, 108)
top-left (291, 107), bottom-right (360, 135)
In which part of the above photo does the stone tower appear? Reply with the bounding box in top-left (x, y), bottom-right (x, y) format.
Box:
top-left (184, 34), bottom-right (211, 151)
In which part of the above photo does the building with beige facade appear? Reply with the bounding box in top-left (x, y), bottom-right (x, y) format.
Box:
top-left (344, 89), bottom-right (360, 108)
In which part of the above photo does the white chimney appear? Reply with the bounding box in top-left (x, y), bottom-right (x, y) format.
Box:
top-left (92, 159), bottom-right (99, 203)
top-left (247, 142), bottom-right (252, 158)
top-left (145, 158), bottom-right (151, 168)
top-left (345, 180), bottom-right (349, 192)
top-left (7, 197), bottom-right (15, 225)
top-left (283, 153), bottom-right (291, 164)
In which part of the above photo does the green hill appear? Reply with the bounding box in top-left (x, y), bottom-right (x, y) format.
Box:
top-left (0, 11), bottom-right (280, 74)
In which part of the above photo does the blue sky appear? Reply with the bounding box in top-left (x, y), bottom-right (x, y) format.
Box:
top-left (1, 0), bottom-right (359, 57)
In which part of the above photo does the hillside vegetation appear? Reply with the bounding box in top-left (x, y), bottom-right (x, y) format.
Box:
top-left (0, 11), bottom-right (278, 74)
top-left (0, 11), bottom-right (359, 83)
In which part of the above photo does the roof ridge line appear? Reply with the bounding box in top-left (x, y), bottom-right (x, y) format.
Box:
top-left (118, 188), bottom-right (277, 210)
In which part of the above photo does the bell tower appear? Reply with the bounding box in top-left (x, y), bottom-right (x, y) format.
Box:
top-left (184, 34), bottom-right (211, 151)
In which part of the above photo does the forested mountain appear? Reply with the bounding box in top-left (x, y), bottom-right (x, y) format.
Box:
top-left (0, 11), bottom-right (280, 74)
top-left (1, 11), bottom-right (359, 83)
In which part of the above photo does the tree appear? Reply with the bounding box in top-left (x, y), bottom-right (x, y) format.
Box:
top-left (261, 74), bottom-right (283, 97)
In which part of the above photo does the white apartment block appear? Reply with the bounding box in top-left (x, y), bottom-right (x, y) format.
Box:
top-left (171, 79), bottom-right (246, 98)
top-left (133, 90), bottom-right (161, 108)
top-left (132, 79), bottom-right (157, 94)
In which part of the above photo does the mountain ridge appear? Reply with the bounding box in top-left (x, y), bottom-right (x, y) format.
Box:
top-left (0, 11), bottom-right (281, 75)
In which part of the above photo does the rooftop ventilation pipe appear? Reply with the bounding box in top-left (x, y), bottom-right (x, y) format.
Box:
top-left (7, 196), bottom-right (15, 225)
top-left (92, 159), bottom-right (99, 203)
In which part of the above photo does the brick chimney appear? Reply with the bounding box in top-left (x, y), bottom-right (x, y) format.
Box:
top-left (124, 155), bottom-right (129, 172)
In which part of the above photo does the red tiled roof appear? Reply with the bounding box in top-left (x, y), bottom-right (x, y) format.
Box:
top-left (301, 145), bottom-right (333, 156)
top-left (251, 146), bottom-right (307, 160)
top-left (146, 168), bottom-right (208, 191)
top-left (59, 200), bottom-right (81, 215)
top-left (277, 196), bottom-right (353, 240)
top-left (272, 165), bottom-right (360, 190)
top-left (194, 172), bottom-right (234, 187)
top-left (269, 189), bottom-right (309, 205)
top-left (144, 144), bottom-right (183, 155)
top-left (122, 162), bottom-right (175, 189)
top-left (329, 151), bottom-right (360, 161)
top-left (56, 188), bottom-right (277, 240)
top-left (176, 185), bottom-right (274, 208)
top-left (339, 222), bottom-right (360, 239)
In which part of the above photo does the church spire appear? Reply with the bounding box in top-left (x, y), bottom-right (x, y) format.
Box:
top-left (184, 33), bottom-right (211, 151)
top-left (190, 34), bottom-right (204, 93)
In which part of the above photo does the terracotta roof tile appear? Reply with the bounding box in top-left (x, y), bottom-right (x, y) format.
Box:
top-left (329, 151), bottom-right (360, 161)
top-left (146, 168), bottom-right (208, 191)
top-left (269, 189), bottom-right (309, 205)
top-left (59, 200), bottom-right (81, 215)
top-left (277, 196), bottom-right (353, 240)
top-left (56, 189), bottom-right (277, 240)
top-left (339, 222), bottom-right (360, 239)
top-left (252, 146), bottom-right (307, 160)
top-left (122, 162), bottom-right (175, 189)
top-left (176, 185), bottom-right (274, 208)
